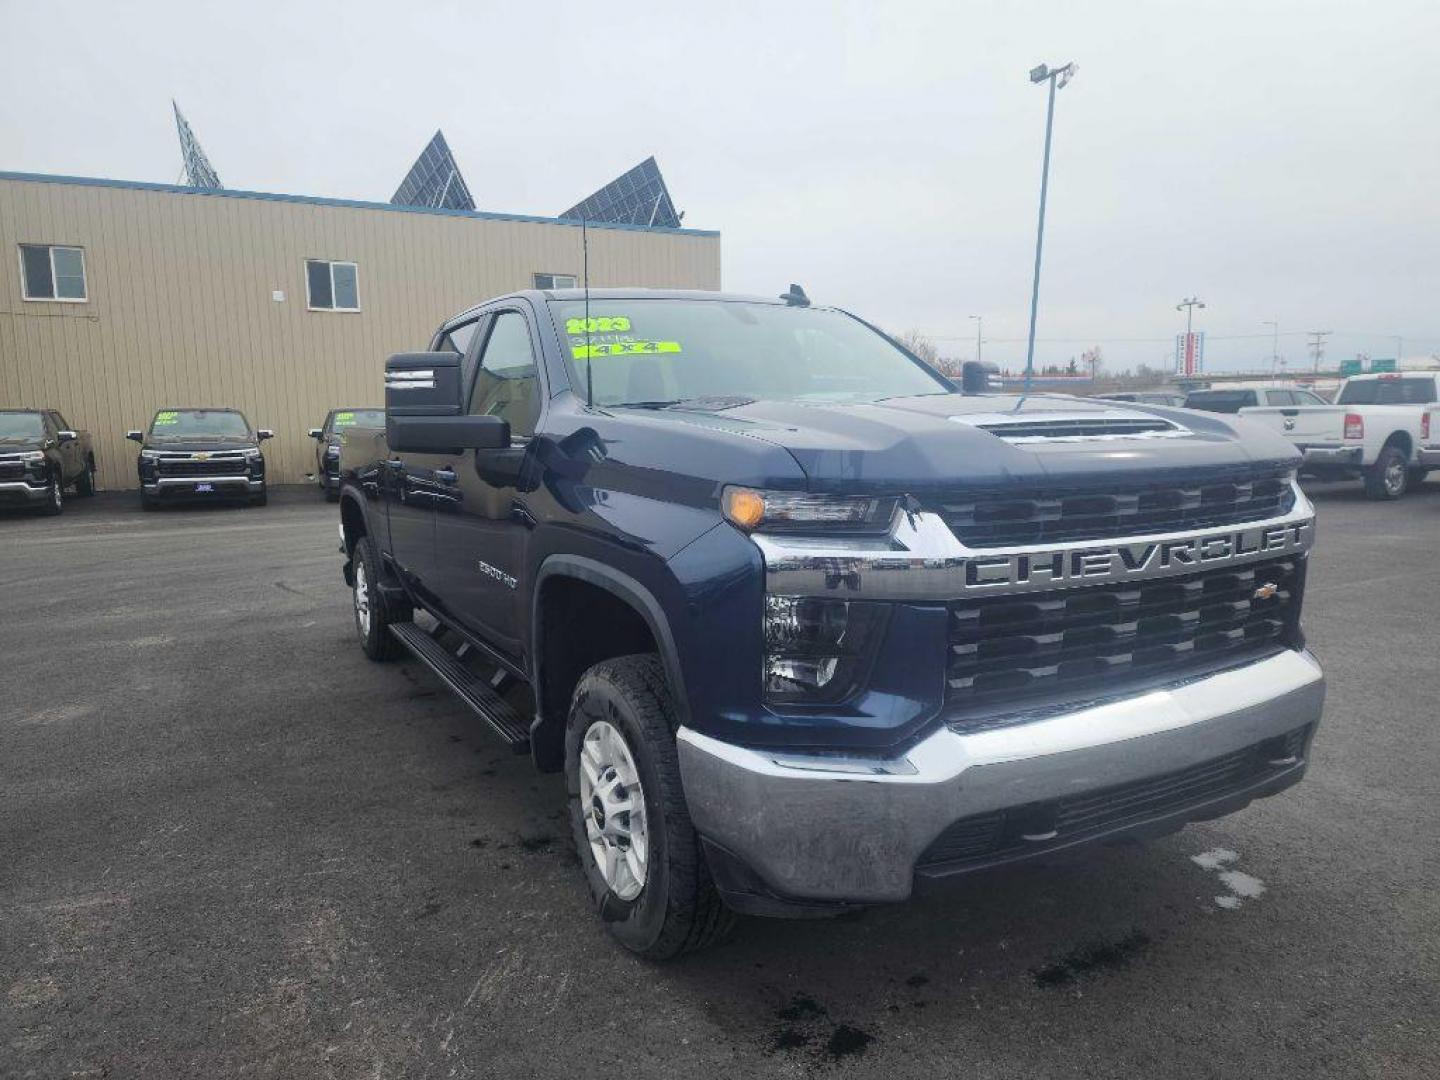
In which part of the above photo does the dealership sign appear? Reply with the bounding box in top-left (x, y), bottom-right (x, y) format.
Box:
top-left (1175, 331), bottom-right (1206, 376)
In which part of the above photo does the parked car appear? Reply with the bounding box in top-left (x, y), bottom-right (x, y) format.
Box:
top-left (1098, 391), bottom-right (1187, 407)
top-left (308, 408), bottom-right (383, 502)
top-left (127, 408), bottom-right (272, 509)
top-left (1238, 372), bottom-right (1440, 499)
top-left (0, 408), bottom-right (96, 514)
top-left (1184, 387), bottom-right (1329, 413)
top-left (336, 287), bottom-right (1323, 958)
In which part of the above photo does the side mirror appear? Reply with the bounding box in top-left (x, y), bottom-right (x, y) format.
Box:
top-left (256, 429), bottom-right (274, 441)
top-left (307, 428), bottom-right (324, 439)
top-left (126, 430), bottom-right (144, 442)
top-left (57, 430), bottom-right (77, 443)
top-left (388, 414), bottom-right (510, 454)
top-left (385, 351), bottom-right (464, 417)
top-left (961, 360), bottom-right (1000, 395)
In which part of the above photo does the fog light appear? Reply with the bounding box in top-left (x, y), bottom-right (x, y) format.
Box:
top-left (763, 595), bottom-right (887, 704)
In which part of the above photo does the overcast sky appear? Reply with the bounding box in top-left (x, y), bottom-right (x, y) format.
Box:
top-left (4, 0), bottom-right (1437, 373)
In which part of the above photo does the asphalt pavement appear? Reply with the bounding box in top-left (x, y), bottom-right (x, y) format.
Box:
top-left (2, 481), bottom-right (1437, 1079)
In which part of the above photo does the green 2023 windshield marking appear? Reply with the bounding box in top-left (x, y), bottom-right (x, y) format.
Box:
top-left (334, 412), bottom-right (357, 426)
top-left (572, 340), bottom-right (682, 359)
top-left (566, 316), bottom-right (631, 335)
top-left (154, 411), bottom-right (179, 425)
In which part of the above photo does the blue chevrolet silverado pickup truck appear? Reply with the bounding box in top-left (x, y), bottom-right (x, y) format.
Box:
top-left (336, 287), bottom-right (1325, 958)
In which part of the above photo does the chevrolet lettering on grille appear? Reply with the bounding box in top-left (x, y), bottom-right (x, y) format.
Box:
top-left (963, 521), bottom-right (1313, 591)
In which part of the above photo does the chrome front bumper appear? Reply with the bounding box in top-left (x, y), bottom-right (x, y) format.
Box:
top-left (1299, 445), bottom-right (1362, 467)
top-left (143, 476), bottom-right (263, 493)
top-left (0, 479), bottom-right (49, 502)
top-left (678, 649), bottom-right (1324, 906)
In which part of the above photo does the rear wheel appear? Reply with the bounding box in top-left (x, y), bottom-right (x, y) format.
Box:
top-left (76, 459), bottom-right (96, 496)
top-left (1364, 446), bottom-right (1409, 500)
top-left (352, 535), bottom-right (409, 660)
top-left (565, 654), bottom-right (733, 959)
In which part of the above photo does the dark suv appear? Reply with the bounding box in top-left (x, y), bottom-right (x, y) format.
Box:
top-left (127, 408), bottom-right (272, 509)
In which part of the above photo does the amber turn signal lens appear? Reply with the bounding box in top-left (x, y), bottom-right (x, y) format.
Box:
top-left (722, 487), bottom-right (767, 530)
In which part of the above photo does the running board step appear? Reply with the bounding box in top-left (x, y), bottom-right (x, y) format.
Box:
top-left (389, 622), bottom-right (530, 752)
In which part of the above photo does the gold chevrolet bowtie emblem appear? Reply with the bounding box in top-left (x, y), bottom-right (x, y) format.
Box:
top-left (1254, 582), bottom-right (1278, 600)
top-left (194, 452), bottom-right (210, 461)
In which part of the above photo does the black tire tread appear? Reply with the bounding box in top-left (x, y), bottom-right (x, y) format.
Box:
top-left (354, 535), bottom-right (408, 660)
top-left (569, 654), bottom-right (734, 959)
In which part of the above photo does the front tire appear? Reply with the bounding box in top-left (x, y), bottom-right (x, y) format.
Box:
top-left (565, 655), bottom-right (733, 959)
top-left (352, 536), bottom-right (409, 660)
top-left (1364, 446), bottom-right (1409, 500)
top-left (76, 459), bottom-right (96, 496)
top-left (251, 483), bottom-right (268, 507)
top-left (41, 473), bottom-right (63, 516)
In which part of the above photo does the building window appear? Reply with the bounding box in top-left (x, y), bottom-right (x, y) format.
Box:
top-left (533, 273), bottom-right (577, 290)
top-left (306, 259), bottom-right (360, 311)
top-left (19, 244), bottom-right (87, 302)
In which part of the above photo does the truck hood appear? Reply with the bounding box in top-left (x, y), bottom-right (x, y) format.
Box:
top-left (627, 394), bottom-right (1302, 493)
top-left (0, 436), bottom-right (45, 453)
top-left (143, 435), bottom-right (259, 453)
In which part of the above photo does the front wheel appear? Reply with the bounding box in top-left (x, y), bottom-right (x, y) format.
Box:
top-left (251, 484), bottom-right (268, 507)
top-left (565, 655), bottom-right (733, 959)
top-left (76, 459), bottom-right (96, 496)
top-left (41, 474), bottom-right (63, 516)
top-left (1364, 446), bottom-right (1409, 500)
top-left (352, 536), bottom-right (409, 660)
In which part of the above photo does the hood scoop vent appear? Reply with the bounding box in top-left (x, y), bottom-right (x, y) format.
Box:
top-left (953, 410), bottom-right (1189, 444)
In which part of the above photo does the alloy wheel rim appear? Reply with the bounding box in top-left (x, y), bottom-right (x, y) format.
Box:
top-left (1387, 459), bottom-right (1405, 494)
top-left (578, 718), bottom-right (649, 901)
top-left (354, 560), bottom-right (371, 637)
top-left (52, 480), bottom-right (62, 509)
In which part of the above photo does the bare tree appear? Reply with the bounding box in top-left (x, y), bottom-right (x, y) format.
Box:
top-left (893, 329), bottom-right (941, 367)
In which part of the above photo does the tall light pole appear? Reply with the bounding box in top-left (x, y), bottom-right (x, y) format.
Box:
top-left (969, 314), bottom-right (983, 363)
top-left (1176, 296), bottom-right (1206, 375)
top-left (1263, 320), bottom-right (1279, 378)
top-left (1023, 61), bottom-right (1077, 395)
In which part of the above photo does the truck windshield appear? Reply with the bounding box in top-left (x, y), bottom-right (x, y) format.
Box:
top-left (150, 409), bottom-right (251, 437)
top-left (0, 412), bottom-right (45, 438)
top-left (331, 409), bottom-right (384, 429)
top-left (549, 299), bottom-right (950, 407)
top-left (1337, 378), bottom-right (1437, 405)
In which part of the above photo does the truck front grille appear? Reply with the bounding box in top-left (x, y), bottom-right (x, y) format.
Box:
top-left (0, 460), bottom-right (27, 480)
top-left (156, 456), bottom-right (249, 476)
top-left (916, 725), bottom-right (1310, 870)
top-left (931, 469), bottom-right (1295, 548)
top-left (946, 556), bottom-right (1304, 722)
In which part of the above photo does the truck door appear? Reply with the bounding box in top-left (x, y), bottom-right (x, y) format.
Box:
top-left (432, 309), bottom-right (543, 659)
top-left (382, 318), bottom-right (485, 605)
top-left (49, 411), bottom-right (78, 480)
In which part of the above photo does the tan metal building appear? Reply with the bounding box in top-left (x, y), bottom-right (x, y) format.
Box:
top-left (0, 172), bottom-right (722, 489)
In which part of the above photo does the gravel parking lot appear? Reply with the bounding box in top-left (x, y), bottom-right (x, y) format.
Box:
top-left (3, 482), bottom-right (1438, 1079)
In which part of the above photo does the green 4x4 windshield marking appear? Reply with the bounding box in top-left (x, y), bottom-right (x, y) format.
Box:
top-left (572, 340), bottom-right (681, 359)
top-left (154, 411), bottom-right (179, 425)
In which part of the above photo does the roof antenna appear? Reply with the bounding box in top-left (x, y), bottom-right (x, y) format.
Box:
top-left (780, 283), bottom-right (810, 307)
top-left (582, 217), bottom-right (594, 407)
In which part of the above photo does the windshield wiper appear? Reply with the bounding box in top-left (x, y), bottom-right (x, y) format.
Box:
top-left (615, 396), bottom-right (755, 412)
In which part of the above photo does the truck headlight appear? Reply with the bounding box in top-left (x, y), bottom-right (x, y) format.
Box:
top-left (763, 595), bottom-right (887, 704)
top-left (140, 449), bottom-right (161, 460)
top-left (723, 487), bottom-right (899, 534)
top-left (15, 450), bottom-right (45, 462)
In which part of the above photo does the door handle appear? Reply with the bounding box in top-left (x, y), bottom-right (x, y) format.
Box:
top-left (434, 467), bottom-right (457, 483)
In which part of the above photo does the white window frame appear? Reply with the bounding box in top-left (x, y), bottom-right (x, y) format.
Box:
top-left (18, 244), bottom-right (88, 303)
top-left (305, 259), bottom-right (361, 313)
top-left (533, 272), bottom-right (578, 290)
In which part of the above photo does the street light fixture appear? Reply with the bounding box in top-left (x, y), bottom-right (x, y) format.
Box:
top-left (969, 314), bottom-right (983, 363)
top-left (1022, 60), bottom-right (1077, 395)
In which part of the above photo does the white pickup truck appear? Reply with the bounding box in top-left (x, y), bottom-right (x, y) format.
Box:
top-left (1238, 371), bottom-right (1440, 499)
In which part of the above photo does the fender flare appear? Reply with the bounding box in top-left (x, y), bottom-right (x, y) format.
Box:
top-left (531, 554), bottom-right (690, 729)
